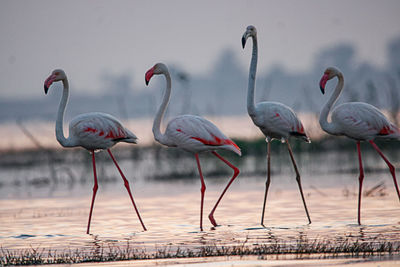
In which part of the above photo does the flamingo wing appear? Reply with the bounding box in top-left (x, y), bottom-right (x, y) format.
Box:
top-left (254, 102), bottom-right (307, 141)
top-left (164, 115), bottom-right (241, 155)
top-left (69, 112), bottom-right (137, 149)
top-left (332, 102), bottom-right (400, 140)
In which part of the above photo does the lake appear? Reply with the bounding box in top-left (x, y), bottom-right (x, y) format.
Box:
top-left (0, 145), bottom-right (399, 265)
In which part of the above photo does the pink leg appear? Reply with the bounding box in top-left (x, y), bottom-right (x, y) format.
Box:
top-left (261, 141), bottom-right (271, 227)
top-left (87, 150), bottom-right (98, 234)
top-left (107, 149), bottom-right (147, 231)
top-left (287, 141), bottom-right (311, 224)
top-left (369, 140), bottom-right (400, 201)
top-left (195, 154), bottom-right (206, 231)
top-left (208, 151), bottom-right (240, 227)
top-left (356, 141), bottom-right (364, 225)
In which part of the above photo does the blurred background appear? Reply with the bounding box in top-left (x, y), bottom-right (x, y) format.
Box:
top-left (0, 0), bottom-right (400, 150)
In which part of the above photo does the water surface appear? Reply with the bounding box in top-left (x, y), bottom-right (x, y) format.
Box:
top-left (1, 149), bottom-right (399, 258)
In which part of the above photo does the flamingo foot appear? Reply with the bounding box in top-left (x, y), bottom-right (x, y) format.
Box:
top-left (208, 213), bottom-right (218, 227)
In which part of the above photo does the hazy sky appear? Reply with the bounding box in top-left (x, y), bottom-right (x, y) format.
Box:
top-left (1, 0), bottom-right (400, 99)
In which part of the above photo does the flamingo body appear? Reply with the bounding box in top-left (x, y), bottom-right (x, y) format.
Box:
top-left (162, 114), bottom-right (241, 155)
top-left (44, 69), bottom-right (146, 234)
top-left (145, 63), bottom-right (241, 231)
top-left (319, 66), bottom-right (400, 224)
top-left (328, 102), bottom-right (400, 141)
top-left (252, 101), bottom-right (308, 141)
top-left (68, 112), bottom-right (137, 150)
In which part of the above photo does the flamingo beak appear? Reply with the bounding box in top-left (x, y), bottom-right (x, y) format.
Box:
top-left (44, 74), bottom-right (56, 94)
top-left (319, 74), bottom-right (329, 94)
top-left (145, 67), bottom-right (154, 86)
top-left (241, 34), bottom-right (247, 49)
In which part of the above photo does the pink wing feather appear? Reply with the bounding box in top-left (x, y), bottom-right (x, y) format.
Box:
top-left (69, 112), bottom-right (137, 150)
top-left (252, 101), bottom-right (309, 141)
top-left (332, 102), bottom-right (400, 140)
top-left (164, 115), bottom-right (241, 155)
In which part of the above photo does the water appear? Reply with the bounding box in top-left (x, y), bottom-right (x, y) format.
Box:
top-left (0, 147), bottom-right (399, 259)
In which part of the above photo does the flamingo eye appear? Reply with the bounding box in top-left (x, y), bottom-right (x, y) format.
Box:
top-left (55, 72), bottom-right (60, 75)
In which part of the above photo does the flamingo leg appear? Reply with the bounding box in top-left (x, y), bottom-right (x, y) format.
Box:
top-left (195, 153), bottom-right (206, 231)
top-left (369, 140), bottom-right (400, 201)
top-left (87, 150), bottom-right (98, 234)
top-left (287, 141), bottom-right (312, 224)
top-left (356, 141), bottom-right (365, 225)
top-left (208, 151), bottom-right (240, 227)
top-left (107, 149), bottom-right (147, 231)
top-left (261, 140), bottom-right (271, 227)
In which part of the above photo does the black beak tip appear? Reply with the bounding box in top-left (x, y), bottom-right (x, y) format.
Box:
top-left (320, 86), bottom-right (325, 94)
top-left (145, 79), bottom-right (149, 86)
top-left (241, 37), bottom-right (246, 49)
top-left (44, 86), bottom-right (49, 94)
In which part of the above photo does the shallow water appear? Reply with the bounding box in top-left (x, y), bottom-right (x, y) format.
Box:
top-left (1, 149), bottom-right (400, 258)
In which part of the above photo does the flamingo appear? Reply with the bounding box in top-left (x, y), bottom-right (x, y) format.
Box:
top-left (44, 69), bottom-right (146, 234)
top-left (145, 63), bottom-right (241, 231)
top-left (319, 66), bottom-right (400, 224)
top-left (242, 25), bottom-right (312, 226)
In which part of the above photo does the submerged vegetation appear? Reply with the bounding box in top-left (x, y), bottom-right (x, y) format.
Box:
top-left (1, 237), bottom-right (399, 265)
top-left (0, 136), bottom-right (399, 188)
top-left (2, 136), bottom-right (399, 168)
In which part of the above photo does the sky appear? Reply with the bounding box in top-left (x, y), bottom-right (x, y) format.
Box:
top-left (1, 0), bottom-right (400, 99)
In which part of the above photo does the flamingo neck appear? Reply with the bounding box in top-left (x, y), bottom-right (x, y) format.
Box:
top-left (56, 78), bottom-right (73, 147)
top-left (152, 71), bottom-right (171, 145)
top-left (247, 35), bottom-right (258, 118)
top-left (319, 72), bottom-right (344, 135)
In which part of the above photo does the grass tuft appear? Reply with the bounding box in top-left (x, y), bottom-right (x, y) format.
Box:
top-left (1, 238), bottom-right (400, 266)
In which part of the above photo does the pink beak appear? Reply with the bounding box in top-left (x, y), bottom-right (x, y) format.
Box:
top-left (44, 74), bottom-right (56, 94)
top-left (319, 74), bottom-right (329, 94)
top-left (145, 67), bottom-right (154, 86)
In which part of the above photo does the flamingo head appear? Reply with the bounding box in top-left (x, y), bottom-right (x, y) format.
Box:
top-left (44, 69), bottom-right (66, 94)
top-left (242, 25), bottom-right (257, 49)
top-left (145, 63), bottom-right (169, 85)
top-left (319, 67), bottom-right (340, 94)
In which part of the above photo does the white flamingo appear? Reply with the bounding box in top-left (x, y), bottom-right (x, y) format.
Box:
top-left (319, 66), bottom-right (400, 224)
top-left (242, 25), bottom-right (312, 226)
top-left (145, 63), bottom-right (241, 231)
top-left (44, 69), bottom-right (146, 234)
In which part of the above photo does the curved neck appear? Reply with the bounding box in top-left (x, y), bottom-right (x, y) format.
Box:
top-left (247, 35), bottom-right (258, 118)
top-left (319, 73), bottom-right (344, 135)
top-left (56, 79), bottom-right (73, 147)
top-left (153, 71), bottom-right (171, 145)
